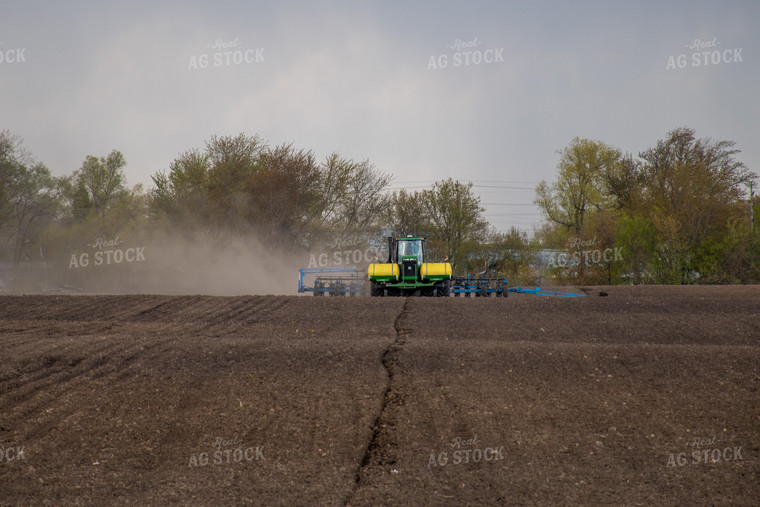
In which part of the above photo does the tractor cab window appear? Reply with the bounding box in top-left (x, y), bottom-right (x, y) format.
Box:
top-left (398, 239), bottom-right (423, 262)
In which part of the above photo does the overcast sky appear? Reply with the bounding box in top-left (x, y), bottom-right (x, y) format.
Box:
top-left (2, 0), bottom-right (757, 232)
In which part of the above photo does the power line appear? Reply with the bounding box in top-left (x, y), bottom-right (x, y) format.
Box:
top-left (480, 203), bottom-right (536, 206)
top-left (387, 186), bottom-right (535, 190)
top-left (391, 179), bottom-right (541, 184)
top-left (486, 213), bottom-right (541, 217)
top-left (470, 180), bottom-right (541, 184)
top-left (389, 180), bottom-right (540, 188)
top-left (471, 185), bottom-right (534, 190)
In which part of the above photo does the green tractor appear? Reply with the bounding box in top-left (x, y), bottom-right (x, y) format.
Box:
top-left (367, 236), bottom-right (452, 297)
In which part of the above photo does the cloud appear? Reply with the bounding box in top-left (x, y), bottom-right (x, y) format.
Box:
top-left (2, 0), bottom-right (758, 234)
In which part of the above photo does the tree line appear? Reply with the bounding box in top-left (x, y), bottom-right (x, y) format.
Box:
top-left (1, 127), bottom-right (757, 285)
top-left (534, 127), bottom-right (758, 284)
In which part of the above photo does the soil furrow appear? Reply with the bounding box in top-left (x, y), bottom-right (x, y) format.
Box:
top-left (345, 298), bottom-right (411, 505)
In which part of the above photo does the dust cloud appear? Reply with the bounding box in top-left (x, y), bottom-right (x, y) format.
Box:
top-left (2, 230), bottom-right (309, 296)
top-left (137, 231), bottom-right (306, 295)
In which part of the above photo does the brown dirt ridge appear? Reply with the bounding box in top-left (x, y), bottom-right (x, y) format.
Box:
top-left (0, 285), bottom-right (758, 505)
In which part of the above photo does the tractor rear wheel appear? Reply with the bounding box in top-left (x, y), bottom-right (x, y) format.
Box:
top-left (370, 281), bottom-right (384, 297)
top-left (436, 279), bottom-right (451, 297)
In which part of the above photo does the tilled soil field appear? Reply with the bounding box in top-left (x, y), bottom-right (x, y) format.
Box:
top-left (0, 285), bottom-right (758, 505)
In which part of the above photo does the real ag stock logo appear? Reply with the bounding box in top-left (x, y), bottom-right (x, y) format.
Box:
top-left (68, 237), bottom-right (147, 269)
top-left (307, 232), bottom-right (377, 268)
top-left (0, 443), bottom-right (27, 463)
top-left (427, 37), bottom-right (505, 70)
top-left (666, 37), bottom-right (743, 70)
top-left (427, 435), bottom-right (504, 468)
top-left (188, 435), bottom-right (264, 468)
top-left (0, 41), bottom-right (27, 64)
top-left (666, 434), bottom-right (744, 468)
top-left (545, 237), bottom-right (623, 268)
top-left (188, 37), bottom-right (265, 70)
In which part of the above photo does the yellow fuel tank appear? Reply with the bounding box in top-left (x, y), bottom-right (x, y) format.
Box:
top-left (420, 262), bottom-right (452, 278)
top-left (368, 263), bottom-right (400, 279)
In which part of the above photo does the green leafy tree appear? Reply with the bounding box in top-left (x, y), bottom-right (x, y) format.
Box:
top-left (385, 188), bottom-right (432, 238)
top-left (535, 138), bottom-right (623, 281)
top-left (246, 143), bottom-right (320, 246)
top-left (71, 179), bottom-right (94, 222)
top-left (537, 129), bottom-right (757, 284)
top-left (614, 214), bottom-right (657, 284)
top-left (385, 179), bottom-right (487, 270)
top-left (0, 131), bottom-right (62, 265)
top-left (205, 133), bottom-right (264, 228)
top-left (150, 148), bottom-right (212, 226)
top-left (314, 153), bottom-right (391, 237)
top-left (151, 134), bottom-right (393, 249)
top-left (535, 138), bottom-right (622, 235)
top-left (637, 127), bottom-right (756, 283)
top-left (73, 150), bottom-right (128, 219)
top-left (0, 131), bottom-right (19, 235)
top-left (422, 179), bottom-right (488, 270)
top-left (475, 227), bottom-right (538, 284)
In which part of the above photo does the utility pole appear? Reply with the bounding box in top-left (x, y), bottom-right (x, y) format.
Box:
top-left (751, 181), bottom-right (755, 233)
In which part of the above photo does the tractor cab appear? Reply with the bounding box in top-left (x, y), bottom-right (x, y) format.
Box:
top-left (397, 237), bottom-right (423, 281)
top-left (397, 237), bottom-right (423, 263)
